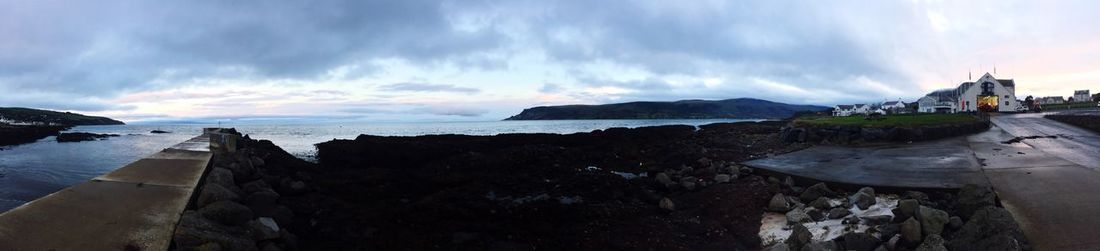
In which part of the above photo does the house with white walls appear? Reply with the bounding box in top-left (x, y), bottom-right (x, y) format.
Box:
top-left (918, 72), bottom-right (1020, 113)
top-left (1074, 90), bottom-right (1090, 102)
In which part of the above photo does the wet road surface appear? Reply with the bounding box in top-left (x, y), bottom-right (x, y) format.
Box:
top-left (984, 111), bottom-right (1100, 250)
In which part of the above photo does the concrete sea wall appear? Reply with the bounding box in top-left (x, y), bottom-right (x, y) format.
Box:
top-left (780, 121), bottom-right (991, 145)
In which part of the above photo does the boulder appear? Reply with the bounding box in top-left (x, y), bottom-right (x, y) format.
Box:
top-left (173, 211), bottom-right (257, 251)
top-left (245, 218), bottom-right (280, 241)
top-left (917, 206), bottom-right (949, 236)
top-left (681, 181), bottom-right (697, 190)
top-left (782, 176), bottom-right (796, 188)
top-left (241, 180), bottom-right (274, 195)
top-left (948, 207), bottom-right (1028, 251)
top-left (900, 217), bottom-right (922, 244)
top-left (208, 168), bottom-right (239, 192)
top-left (806, 208), bottom-right (826, 221)
top-left (896, 199), bottom-right (919, 219)
top-left (903, 191), bottom-right (933, 205)
top-left (260, 242), bottom-right (282, 251)
top-left (659, 197), bottom-right (676, 211)
top-left (768, 194), bottom-right (792, 212)
top-left (874, 224), bottom-right (900, 241)
top-left (915, 234), bottom-right (947, 251)
top-left (827, 207), bottom-right (850, 219)
top-left (857, 187), bottom-right (876, 197)
top-left (245, 189), bottom-right (280, 212)
top-left (860, 215), bottom-right (892, 226)
top-left (766, 243), bottom-right (790, 251)
top-left (842, 216), bottom-right (860, 225)
top-left (810, 197), bottom-right (832, 209)
top-left (841, 232), bottom-right (880, 251)
top-left (655, 173), bottom-right (675, 187)
top-left (714, 174), bottom-right (731, 183)
top-left (198, 184), bottom-right (241, 208)
top-left (785, 223), bottom-right (813, 248)
top-left (227, 162), bottom-right (257, 183)
top-left (947, 216), bottom-right (963, 229)
top-left (802, 240), bottom-right (838, 251)
top-left (740, 166), bottom-right (754, 175)
top-left (787, 208), bottom-right (812, 225)
top-left (956, 184), bottom-right (995, 219)
top-left (250, 156), bottom-right (266, 167)
top-left (199, 201), bottom-right (255, 226)
top-left (800, 183), bottom-right (837, 202)
top-left (849, 191), bottom-right (876, 210)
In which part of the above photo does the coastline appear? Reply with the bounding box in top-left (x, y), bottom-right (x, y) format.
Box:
top-left (0, 124), bottom-right (69, 147)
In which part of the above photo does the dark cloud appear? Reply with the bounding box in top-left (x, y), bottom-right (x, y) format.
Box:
top-left (379, 82), bottom-right (480, 93)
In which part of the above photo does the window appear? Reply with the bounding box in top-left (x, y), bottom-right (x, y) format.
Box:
top-left (1005, 95), bottom-right (1009, 98)
top-left (1005, 101), bottom-right (1010, 106)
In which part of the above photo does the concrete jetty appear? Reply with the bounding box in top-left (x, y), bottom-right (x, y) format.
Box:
top-left (0, 133), bottom-right (217, 250)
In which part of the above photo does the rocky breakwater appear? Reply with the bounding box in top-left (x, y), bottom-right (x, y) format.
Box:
top-left (172, 129), bottom-right (317, 251)
top-left (761, 181), bottom-right (1029, 251)
top-left (779, 120), bottom-right (990, 145)
top-left (301, 121), bottom-right (813, 250)
top-left (0, 124), bottom-right (69, 147)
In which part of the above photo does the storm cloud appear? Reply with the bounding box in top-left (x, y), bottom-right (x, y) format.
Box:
top-left (2, 0), bottom-right (1099, 121)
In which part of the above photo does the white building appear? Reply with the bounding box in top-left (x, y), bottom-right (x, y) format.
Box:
top-left (918, 72), bottom-right (1020, 113)
top-left (881, 101), bottom-right (908, 114)
top-left (833, 105), bottom-right (855, 116)
top-left (1037, 96), bottom-right (1066, 105)
top-left (1074, 90), bottom-right (1090, 102)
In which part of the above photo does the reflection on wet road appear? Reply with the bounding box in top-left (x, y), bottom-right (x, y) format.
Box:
top-left (992, 110), bottom-right (1100, 171)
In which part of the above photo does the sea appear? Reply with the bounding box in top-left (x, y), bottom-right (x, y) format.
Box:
top-left (0, 119), bottom-right (756, 212)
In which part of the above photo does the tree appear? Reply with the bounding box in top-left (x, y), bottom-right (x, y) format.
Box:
top-left (1093, 93), bottom-right (1100, 102)
top-left (1024, 96), bottom-right (1034, 109)
top-left (1069, 97), bottom-right (1076, 103)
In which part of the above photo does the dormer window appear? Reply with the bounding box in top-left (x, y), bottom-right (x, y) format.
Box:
top-left (981, 82), bottom-right (995, 95)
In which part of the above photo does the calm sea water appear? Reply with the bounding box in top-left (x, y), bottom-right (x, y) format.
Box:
top-left (0, 119), bottom-right (756, 212)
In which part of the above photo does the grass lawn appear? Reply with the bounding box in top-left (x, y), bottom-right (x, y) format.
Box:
top-left (795, 113), bottom-right (979, 127)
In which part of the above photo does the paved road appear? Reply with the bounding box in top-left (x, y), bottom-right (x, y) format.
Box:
top-left (984, 112), bottom-right (1100, 250)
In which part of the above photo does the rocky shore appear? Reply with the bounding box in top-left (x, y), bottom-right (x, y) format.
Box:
top-left (0, 124), bottom-right (69, 147)
top-left (761, 180), bottom-right (1029, 251)
top-left (56, 132), bottom-right (119, 142)
top-left (181, 121), bottom-right (1029, 250)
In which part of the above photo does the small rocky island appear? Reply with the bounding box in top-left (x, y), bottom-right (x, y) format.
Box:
top-left (56, 132), bottom-right (120, 142)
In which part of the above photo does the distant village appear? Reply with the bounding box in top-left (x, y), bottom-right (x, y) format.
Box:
top-left (832, 72), bottom-right (1100, 116)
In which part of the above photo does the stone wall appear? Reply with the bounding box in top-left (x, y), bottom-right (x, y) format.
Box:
top-left (1045, 115), bottom-right (1100, 133)
top-left (779, 121), bottom-right (990, 145)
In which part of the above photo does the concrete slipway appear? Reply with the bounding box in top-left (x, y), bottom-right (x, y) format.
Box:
top-left (0, 135), bottom-right (212, 250)
top-left (747, 111), bottom-right (1100, 250)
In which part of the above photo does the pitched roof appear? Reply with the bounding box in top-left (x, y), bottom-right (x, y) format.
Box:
top-left (1075, 90), bottom-right (1090, 95)
top-left (883, 101), bottom-right (902, 106)
top-left (836, 105), bottom-right (854, 110)
top-left (997, 79), bottom-right (1015, 88)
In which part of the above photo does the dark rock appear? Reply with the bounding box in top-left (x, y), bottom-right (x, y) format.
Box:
top-left (947, 216), bottom-right (963, 229)
top-left (849, 191), bottom-right (875, 210)
top-left (874, 224), bottom-right (900, 241)
top-left (782, 176), bottom-right (796, 188)
top-left (827, 207), bottom-right (850, 219)
top-left (245, 189), bottom-right (280, 211)
top-left (655, 172), bottom-right (675, 187)
top-left (857, 187), bottom-right (876, 197)
top-left (245, 218), bottom-right (280, 241)
top-left (916, 234), bottom-right (946, 251)
top-left (787, 208), bottom-right (811, 225)
top-left (861, 215), bottom-right (893, 226)
top-left (279, 180), bottom-right (308, 195)
top-left (768, 193), bottom-right (792, 212)
top-left (151, 130), bottom-right (171, 134)
top-left (948, 207), bottom-right (1028, 251)
top-left (208, 168), bottom-right (238, 192)
top-left (260, 242), bottom-right (282, 251)
top-left (56, 132), bottom-right (118, 142)
top-left (786, 223), bottom-right (813, 248)
top-left (173, 211), bottom-right (257, 251)
top-left (841, 232), bottom-right (880, 251)
top-left (806, 208), bottom-right (826, 221)
top-left (241, 180), bottom-right (274, 195)
top-left (452, 232), bottom-right (481, 244)
top-left (900, 217), bottom-right (922, 244)
top-left (802, 240), bottom-right (838, 251)
top-left (198, 184), bottom-right (241, 208)
top-left (810, 197), bottom-right (832, 209)
top-left (250, 156), bottom-right (266, 167)
top-left (227, 162), bottom-right (257, 183)
top-left (800, 182), bottom-right (836, 202)
top-left (766, 243), bottom-right (791, 251)
top-left (714, 174), bottom-right (731, 183)
top-left (896, 199), bottom-right (919, 220)
top-left (843, 216), bottom-right (860, 225)
top-left (903, 191), bottom-right (932, 205)
top-left (199, 201), bottom-right (254, 226)
top-left (917, 206), bottom-right (948, 236)
top-left (659, 197), bottom-right (675, 211)
top-left (956, 184), bottom-right (995, 220)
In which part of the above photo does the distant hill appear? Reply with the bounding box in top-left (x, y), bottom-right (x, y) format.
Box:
top-left (505, 98), bottom-right (829, 120)
top-left (0, 107), bottom-right (124, 125)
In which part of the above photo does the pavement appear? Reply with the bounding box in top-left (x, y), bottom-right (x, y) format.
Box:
top-left (744, 136), bottom-right (988, 189)
top-left (983, 112), bottom-right (1100, 250)
top-left (748, 111), bottom-right (1100, 250)
top-left (0, 135), bottom-right (212, 250)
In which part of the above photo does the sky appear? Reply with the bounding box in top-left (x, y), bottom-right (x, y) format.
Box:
top-left (2, 0), bottom-right (1100, 123)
